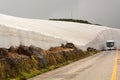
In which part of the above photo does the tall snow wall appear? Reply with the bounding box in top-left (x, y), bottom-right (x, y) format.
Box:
top-left (0, 14), bottom-right (120, 50)
top-left (85, 29), bottom-right (120, 50)
top-left (0, 25), bottom-right (66, 49)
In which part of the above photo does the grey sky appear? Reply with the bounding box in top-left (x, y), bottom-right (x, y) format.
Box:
top-left (0, 0), bottom-right (120, 28)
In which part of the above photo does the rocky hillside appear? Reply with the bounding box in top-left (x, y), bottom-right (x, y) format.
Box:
top-left (0, 43), bottom-right (98, 80)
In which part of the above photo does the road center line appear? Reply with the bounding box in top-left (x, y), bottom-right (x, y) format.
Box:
top-left (111, 50), bottom-right (118, 80)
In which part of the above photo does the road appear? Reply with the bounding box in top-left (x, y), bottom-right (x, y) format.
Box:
top-left (29, 50), bottom-right (119, 80)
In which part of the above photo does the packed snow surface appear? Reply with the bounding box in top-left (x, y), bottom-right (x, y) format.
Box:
top-left (0, 14), bottom-right (120, 50)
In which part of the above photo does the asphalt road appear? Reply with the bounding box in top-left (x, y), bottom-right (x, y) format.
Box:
top-left (30, 50), bottom-right (119, 80)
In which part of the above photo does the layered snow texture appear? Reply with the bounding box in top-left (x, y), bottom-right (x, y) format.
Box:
top-left (0, 14), bottom-right (120, 50)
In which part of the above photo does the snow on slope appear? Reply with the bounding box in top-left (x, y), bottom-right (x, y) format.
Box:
top-left (0, 14), bottom-right (120, 50)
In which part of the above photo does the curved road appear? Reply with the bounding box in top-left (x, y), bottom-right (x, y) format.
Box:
top-left (30, 50), bottom-right (120, 80)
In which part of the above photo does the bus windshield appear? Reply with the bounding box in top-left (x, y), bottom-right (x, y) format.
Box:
top-left (106, 42), bottom-right (114, 47)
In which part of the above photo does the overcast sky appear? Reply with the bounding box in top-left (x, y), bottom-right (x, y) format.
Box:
top-left (0, 0), bottom-right (120, 28)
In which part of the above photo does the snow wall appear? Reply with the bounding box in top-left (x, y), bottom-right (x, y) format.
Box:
top-left (0, 14), bottom-right (120, 50)
top-left (85, 29), bottom-right (120, 50)
top-left (0, 25), bottom-right (66, 49)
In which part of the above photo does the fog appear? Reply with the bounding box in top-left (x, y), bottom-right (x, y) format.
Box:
top-left (0, 0), bottom-right (120, 28)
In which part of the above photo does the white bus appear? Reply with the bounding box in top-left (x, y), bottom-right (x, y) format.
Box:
top-left (105, 40), bottom-right (115, 50)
